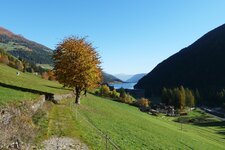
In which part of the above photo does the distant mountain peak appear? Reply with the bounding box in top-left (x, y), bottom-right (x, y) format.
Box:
top-left (114, 74), bottom-right (133, 82)
top-left (0, 27), bottom-right (16, 37)
top-left (126, 73), bottom-right (146, 83)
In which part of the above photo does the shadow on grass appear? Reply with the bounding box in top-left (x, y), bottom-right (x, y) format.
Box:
top-left (44, 85), bottom-right (72, 91)
top-left (217, 130), bottom-right (225, 139)
top-left (218, 131), bottom-right (225, 135)
top-left (193, 121), bottom-right (225, 128)
top-left (194, 121), bottom-right (225, 139)
top-left (0, 82), bottom-right (54, 100)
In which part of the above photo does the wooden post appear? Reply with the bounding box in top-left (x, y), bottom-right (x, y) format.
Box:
top-left (105, 134), bottom-right (108, 150)
top-left (181, 122), bottom-right (182, 131)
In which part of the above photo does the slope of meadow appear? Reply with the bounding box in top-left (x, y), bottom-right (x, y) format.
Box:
top-left (43, 94), bottom-right (225, 150)
top-left (1, 64), bottom-right (224, 149)
top-left (0, 86), bottom-right (38, 105)
top-left (0, 63), bottom-right (71, 104)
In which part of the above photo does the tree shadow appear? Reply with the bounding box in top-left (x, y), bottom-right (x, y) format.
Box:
top-left (193, 121), bottom-right (225, 139)
top-left (193, 121), bottom-right (225, 128)
top-left (218, 131), bottom-right (225, 136)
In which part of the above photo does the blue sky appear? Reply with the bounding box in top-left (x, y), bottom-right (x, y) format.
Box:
top-left (1, 0), bottom-right (225, 74)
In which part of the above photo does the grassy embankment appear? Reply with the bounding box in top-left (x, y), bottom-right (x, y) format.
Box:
top-left (40, 94), bottom-right (225, 150)
top-left (1, 63), bottom-right (224, 149)
top-left (0, 63), bottom-right (71, 105)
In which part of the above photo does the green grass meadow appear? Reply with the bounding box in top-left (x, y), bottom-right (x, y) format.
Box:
top-left (0, 63), bottom-right (71, 104)
top-left (41, 94), bottom-right (225, 150)
top-left (0, 86), bottom-right (38, 105)
top-left (1, 63), bottom-right (225, 149)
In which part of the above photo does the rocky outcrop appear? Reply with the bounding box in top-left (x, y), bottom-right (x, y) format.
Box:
top-left (0, 93), bottom-right (74, 149)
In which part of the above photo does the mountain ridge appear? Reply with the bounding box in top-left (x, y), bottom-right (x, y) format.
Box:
top-left (114, 74), bottom-right (133, 82)
top-left (0, 26), bottom-right (53, 64)
top-left (126, 73), bottom-right (146, 83)
top-left (103, 72), bottom-right (123, 83)
top-left (135, 23), bottom-right (225, 105)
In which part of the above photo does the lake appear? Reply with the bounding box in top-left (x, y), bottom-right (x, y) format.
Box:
top-left (109, 82), bottom-right (137, 89)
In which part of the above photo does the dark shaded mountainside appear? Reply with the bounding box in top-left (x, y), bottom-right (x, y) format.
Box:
top-left (135, 24), bottom-right (225, 105)
top-left (126, 73), bottom-right (146, 83)
top-left (102, 72), bottom-right (123, 83)
top-left (0, 27), bottom-right (53, 64)
top-left (114, 74), bottom-right (133, 82)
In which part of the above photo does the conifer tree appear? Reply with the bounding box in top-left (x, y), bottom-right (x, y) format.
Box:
top-left (178, 86), bottom-right (186, 110)
top-left (185, 88), bottom-right (195, 107)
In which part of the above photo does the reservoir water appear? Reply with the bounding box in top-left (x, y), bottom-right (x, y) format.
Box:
top-left (109, 82), bottom-right (137, 89)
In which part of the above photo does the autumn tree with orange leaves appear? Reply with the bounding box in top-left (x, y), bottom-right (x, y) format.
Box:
top-left (53, 36), bottom-right (102, 104)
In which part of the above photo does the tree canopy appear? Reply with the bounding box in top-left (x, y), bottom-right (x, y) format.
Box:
top-left (53, 36), bottom-right (102, 104)
top-left (161, 86), bottom-right (196, 109)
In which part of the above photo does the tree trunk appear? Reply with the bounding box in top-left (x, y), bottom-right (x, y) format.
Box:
top-left (84, 89), bottom-right (87, 96)
top-left (75, 94), bottom-right (81, 104)
top-left (75, 87), bottom-right (81, 105)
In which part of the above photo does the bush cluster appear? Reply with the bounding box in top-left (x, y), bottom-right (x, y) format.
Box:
top-left (95, 85), bottom-right (151, 108)
top-left (95, 85), bottom-right (134, 104)
top-left (135, 98), bottom-right (150, 108)
top-left (41, 70), bottom-right (56, 81)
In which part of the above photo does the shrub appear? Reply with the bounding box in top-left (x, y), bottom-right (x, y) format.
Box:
top-left (95, 90), bottom-right (100, 95)
top-left (110, 89), bottom-right (120, 99)
top-left (41, 70), bottom-right (56, 81)
top-left (41, 72), bottom-right (49, 80)
top-left (47, 70), bottom-right (56, 81)
top-left (99, 85), bottom-right (110, 97)
top-left (0, 55), bottom-right (9, 64)
top-left (136, 98), bottom-right (150, 108)
top-left (118, 88), bottom-right (126, 99)
top-left (119, 93), bottom-right (134, 104)
top-left (15, 60), bottom-right (24, 71)
top-left (98, 86), bottom-right (135, 104)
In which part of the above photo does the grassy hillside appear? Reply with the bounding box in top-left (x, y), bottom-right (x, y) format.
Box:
top-left (0, 86), bottom-right (38, 105)
top-left (1, 62), bottom-right (224, 149)
top-left (0, 63), bottom-right (71, 104)
top-left (40, 94), bottom-right (225, 149)
top-left (0, 27), bottom-right (53, 65)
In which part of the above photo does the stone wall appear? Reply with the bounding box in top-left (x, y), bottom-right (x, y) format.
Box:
top-left (0, 101), bottom-right (37, 149)
top-left (52, 93), bottom-right (74, 104)
top-left (0, 92), bottom-right (74, 149)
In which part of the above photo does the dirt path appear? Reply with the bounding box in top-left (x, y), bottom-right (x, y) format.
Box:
top-left (42, 137), bottom-right (88, 150)
top-left (41, 99), bottom-right (89, 150)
